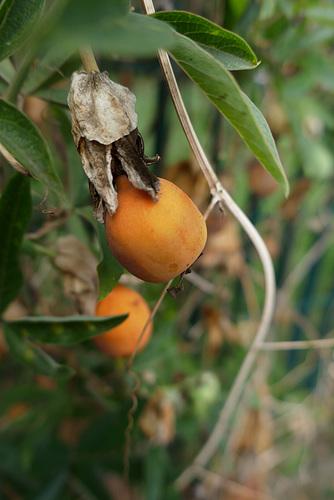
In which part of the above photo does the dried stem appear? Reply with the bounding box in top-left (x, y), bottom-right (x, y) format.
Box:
top-left (124, 368), bottom-right (140, 480)
top-left (141, 0), bottom-right (277, 490)
top-left (126, 280), bottom-right (172, 371)
top-left (123, 280), bottom-right (172, 476)
top-left (259, 337), bottom-right (334, 351)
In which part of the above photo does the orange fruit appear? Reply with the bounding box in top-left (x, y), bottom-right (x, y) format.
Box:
top-left (94, 284), bottom-right (152, 357)
top-left (105, 175), bottom-right (207, 283)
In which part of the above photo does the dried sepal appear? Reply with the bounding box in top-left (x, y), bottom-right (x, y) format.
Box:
top-left (68, 71), bottom-right (137, 146)
top-left (67, 70), bottom-right (161, 223)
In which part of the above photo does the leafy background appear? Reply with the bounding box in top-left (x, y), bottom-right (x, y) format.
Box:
top-left (1, 0), bottom-right (334, 499)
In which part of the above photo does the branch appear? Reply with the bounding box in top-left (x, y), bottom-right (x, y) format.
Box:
top-left (141, 0), bottom-right (277, 490)
top-left (259, 337), bottom-right (334, 351)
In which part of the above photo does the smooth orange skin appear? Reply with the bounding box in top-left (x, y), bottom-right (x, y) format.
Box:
top-left (105, 176), bottom-right (207, 283)
top-left (94, 284), bottom-right (152, 357)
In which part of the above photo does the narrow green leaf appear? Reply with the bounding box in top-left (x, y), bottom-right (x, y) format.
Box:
top-left (3, 325), bottom-right (73, 379)
top-left (145, 446), bottom-right (168, 500)
top-left (0, 0), bottom-right (45, 62)
top-left (95, 220), bottom-right (124, 301)
top-left (0, 174), bottom-right (32, 314)
top-left (3, 314), bottom-right (128, 345)
top-left (34, 88), bottom-right (69, 107)
top-left (0, 99), bottom-right (64, 198)
top-left (153, 11), bottom-right (258, 70)
top-left (23, 49), bottom-right (78, 95)
top-left (0, 58), bottom-right (16, 83)
top-left (169, 33), bottom-right (289, 196)
top-left (32, 470), bottom-right (68, 500)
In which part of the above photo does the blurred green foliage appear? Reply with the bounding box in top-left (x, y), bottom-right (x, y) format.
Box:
top-left (0, 0), bottom-right (334, 499)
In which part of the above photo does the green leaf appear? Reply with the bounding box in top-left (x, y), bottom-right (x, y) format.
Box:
top-left (145, 446), bottom-right (168, 500)
top-left (0, 0), bottom-right (14, 30)
top-left (303, 6), bottom-right (334, 28)
top-left (95, 220), bottom-right (124, 301)
top-left (3, 314), bottom-right (128, 345)
top-left (3, 325), bottom-right (73, 379)
top-left (23, 49), bottom-right (78, 95)
top-left (0, 0), bottom-right (45, 62)
top-left (0, 174), bottom-right (32, 314)
top-left (0, 98), bottom-right (64, 198)
top-left (0, 58), bottom-right (16, 83)
top-left (153, 11), bottom-right (258, 70)
top-left (169, 33), bottom-right (289, 196)
top-left (34, 87), bottom-right (69, 107)
top-left (47, 3), bottom-right (174, 58)
top-left (31, 470), bottom-right (68, 500)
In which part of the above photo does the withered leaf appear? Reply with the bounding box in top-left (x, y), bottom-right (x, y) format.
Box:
top-left (139, 390), bottom-right (175, 445)
top-left (55, 235), bottom-right (99, 315)
top-left (68, 71), bottom-right (161, 222)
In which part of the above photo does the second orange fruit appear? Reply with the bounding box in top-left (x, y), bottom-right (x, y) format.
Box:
top-left (94, 284), bottom-right (152, 357)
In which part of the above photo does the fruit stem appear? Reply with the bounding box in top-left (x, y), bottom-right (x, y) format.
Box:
top-left (142, 0), bottom-right (277, 490)
top-left (80, 47), bottom-right (100, 74)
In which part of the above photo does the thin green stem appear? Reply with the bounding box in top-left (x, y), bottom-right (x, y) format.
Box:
top-left (80, 47), bottom-right (100, 73)
top-left (5, 52), bottom-right (35, 104)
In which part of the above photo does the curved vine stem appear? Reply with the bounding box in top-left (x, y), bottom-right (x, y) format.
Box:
top-left (141, 0), bottom-right (277, 491)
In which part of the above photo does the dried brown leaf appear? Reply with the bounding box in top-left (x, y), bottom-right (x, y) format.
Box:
top-left (230, 408), bottom-right (273, 457)
top-left (59, 417), bottom-right (89, 445)
top-left (281, 178), bottom-right (311, 221)
top-left (202, 305), bottom-right (240, 358)
top-left (54, 235), bottom-right (98, 314)
top-left (139, 390), bottom-right (175, 445)
top-left (249, 160), bottom-right (279, 198)
top-left (23, 96), bottom-right (48, 130)
top-left (102, 473), bottom-right (142, 500)
top-left (200, 214), bottom-right (244, 276)
top-left (166, 158), bottom-right (209, 209)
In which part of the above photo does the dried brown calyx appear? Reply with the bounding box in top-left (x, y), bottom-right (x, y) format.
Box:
top-left (67, 70), bottom-right (161, 222)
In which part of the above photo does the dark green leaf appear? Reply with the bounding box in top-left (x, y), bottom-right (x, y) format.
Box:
top-left (0, 0), bottom-right (44, 62)
top-left (77, 408), bottom-right (129, 453)
top-left (153, 11), bottom-right (258, 70)
top-left (0, 0), bottom-right (14, 26)
top-left (169, 33), bottom-right (289, 196)
top-left (0, 99), bottom-right (64, 197)
top-left (96, 220), bottom-right (124, 301)
top-left (0, 174), bottom-right (31, 314)
top-left (3, 325), bottom-right (74, 379)
top-left (0, 385), bottom-right (54, 415)
top-left (71, 466), bottom-right (112, 500)
top-left (0, 443), bottom-right (34, 492)
top-left (3, 314), bottom-right (128, 345)
top-left (33, 470), bottom-right (68, 500)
